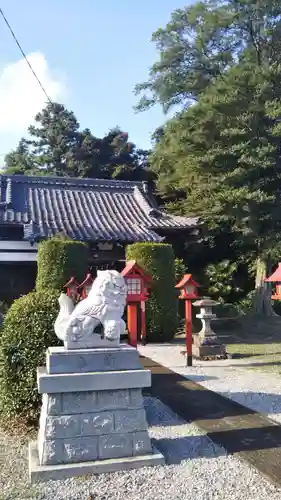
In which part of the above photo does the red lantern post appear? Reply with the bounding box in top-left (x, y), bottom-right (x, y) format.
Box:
top-left (175, 274), bottom-right (200, 366)
top-left (63, 277), bottom-right (79, 301)
top-left (121, 260), bottom-right (152, 347)
top-left (265, 263), bottom-right (281, 300)
top-left (78, 273), bottom-right (94, 299)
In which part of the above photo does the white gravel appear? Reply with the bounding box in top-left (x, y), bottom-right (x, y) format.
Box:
top-left (138, 344), bottom-right (281, 424)
top-left (2, 397), bottom-right (281, 500)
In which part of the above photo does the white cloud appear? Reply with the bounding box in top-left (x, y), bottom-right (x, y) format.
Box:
top-left (0, 52), bottom-right (66, 134)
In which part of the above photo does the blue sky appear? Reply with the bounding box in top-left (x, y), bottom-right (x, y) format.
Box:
top-left (0, 0), bottom-right (192, 159)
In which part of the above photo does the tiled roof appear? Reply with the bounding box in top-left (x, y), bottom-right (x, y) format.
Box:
top-left (0, 175), bottom-right (198, 243)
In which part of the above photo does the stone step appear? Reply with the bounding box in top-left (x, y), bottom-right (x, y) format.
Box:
top-left (37, 367), bottom-right (151, 394)
top-left (29, 441), bottom-right (165, 483)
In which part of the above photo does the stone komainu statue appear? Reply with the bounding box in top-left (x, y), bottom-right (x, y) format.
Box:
top-left (54, 270), bottom-right (127, 348)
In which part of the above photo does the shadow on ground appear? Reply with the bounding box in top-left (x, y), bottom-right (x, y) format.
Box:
top-left (142, 355), bottom-right (281, 484)
top-left (152, 436), bottom-right (225, 464)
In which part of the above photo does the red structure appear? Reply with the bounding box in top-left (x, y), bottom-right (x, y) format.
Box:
top-left (121, 260), bottom-right (152, 347)
top-left (265, 263), bottom-right (281, 300)
top-left (175, 274), bottom-right (200, 366)
top-left (63, 277), bottom-right (79, 300)
top-left (78, 273), bottom-right (94, 299)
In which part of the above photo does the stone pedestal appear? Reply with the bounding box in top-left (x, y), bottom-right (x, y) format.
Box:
top-left (29, 345), bottom-right (164, 483)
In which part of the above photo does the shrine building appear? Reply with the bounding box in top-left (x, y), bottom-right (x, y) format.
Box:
top-left (0, 174), bottom-right (198, 303)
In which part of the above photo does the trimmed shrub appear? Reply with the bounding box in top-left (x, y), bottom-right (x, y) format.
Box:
top-left (36, 237), bottom-right (89, 292)
top-left (126, 243), bottom-right (178, 342)
top-left (0, 290), bottom-right (60, 422)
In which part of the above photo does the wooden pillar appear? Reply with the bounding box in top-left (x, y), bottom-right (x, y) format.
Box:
top-left (140, 301), bottom-right (147, 345)
top-left (185, 299), bottom-right (193, 367)
top-left (127, 303), bottom-right (138, 347)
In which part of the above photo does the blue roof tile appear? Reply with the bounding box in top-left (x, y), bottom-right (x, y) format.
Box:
top-left (0, 175), bottom-right (198, 242)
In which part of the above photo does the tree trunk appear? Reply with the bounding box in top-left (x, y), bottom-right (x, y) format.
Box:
top-left (253, 257), bottom-right (278, 316)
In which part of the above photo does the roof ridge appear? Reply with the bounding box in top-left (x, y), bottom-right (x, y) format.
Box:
top-left (1, 174), bottom-right (144, 189)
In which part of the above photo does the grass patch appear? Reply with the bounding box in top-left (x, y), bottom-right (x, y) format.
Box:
top-left (226, 343), bottom-right (281, 372)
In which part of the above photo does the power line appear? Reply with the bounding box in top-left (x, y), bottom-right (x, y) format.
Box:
top-left (0, 7), bottom-right (52, 104)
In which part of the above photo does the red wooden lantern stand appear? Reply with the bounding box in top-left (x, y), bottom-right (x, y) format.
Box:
top-left (121, 260), bottom-right (152, 347)
top-left (265, 263), bottom-right (281, 300)
top-left (175, 274), bottom-right (200, 366)
top-left (78, 273), bottom-right (94, 299)
top-left (63, 277), bottom-right (79, 301)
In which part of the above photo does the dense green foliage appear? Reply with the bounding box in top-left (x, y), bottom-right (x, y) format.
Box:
top-left (0, 291), bottom-right (60, 421)
top-left (135, 0), bottom-right (281, 113)
top-left (36, 237), bottom-right (89, 292)
top-left (135, 0), bottom-right (281, 311)
top-left (3, 102), bottom-right (154, 184)
top-left (126, 243), bottom-right (178, 341)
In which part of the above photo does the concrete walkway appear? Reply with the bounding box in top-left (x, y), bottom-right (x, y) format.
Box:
top-left (138, 344), bottom-right (281, 424)
top-left (139, 347), bottom-right (281, 487)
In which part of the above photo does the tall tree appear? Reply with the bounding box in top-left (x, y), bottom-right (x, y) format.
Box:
top-left (3, 104), bottom-right (154, 184)
top-left (135, 0), bottom-right (281, 113)
top-left (26, 102), bottom-right (81, 176)
top-left (151, 61), bottom-right (281, 314)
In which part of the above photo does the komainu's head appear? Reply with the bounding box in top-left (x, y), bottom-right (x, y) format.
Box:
top-left (89, 270), bottom-right (127, 307)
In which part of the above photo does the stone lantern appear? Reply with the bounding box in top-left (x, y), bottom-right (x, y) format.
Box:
top-left (192, 298), bottom-right (227, 360)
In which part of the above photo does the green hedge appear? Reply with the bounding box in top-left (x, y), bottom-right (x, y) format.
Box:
top-left (126, 243), bottom-right (178, 342)
top-left (0, 290), bottom-right (60, 422)
top-left (36, 237), bottom-right (89, 292)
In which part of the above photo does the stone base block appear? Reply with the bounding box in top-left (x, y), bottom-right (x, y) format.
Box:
top-left (47, 345), bottom-right (141, 374)
top-left (29, 441), bottom-right (165, 483)
top-left (192, 343), bottom-right (227, 359)
top-left (37, 367), bottom-right (151, 394)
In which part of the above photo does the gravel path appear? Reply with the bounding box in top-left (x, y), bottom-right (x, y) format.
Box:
top-left (1, 397), bottom-right (281, 500)
top-left (138, 344), bottom-right (281, 424)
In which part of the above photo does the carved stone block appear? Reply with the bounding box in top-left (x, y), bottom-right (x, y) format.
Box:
top-left (132, 432), bottom-right (152, 456)
top-left (81, 412), bottom-right (114, 436)
top-left (42, 394), bottom-right (62, 416)
top-left (97, 389), bottom-right (130, 410)
top-left (129, 388), bottom-right (144, 408)
top-left (62, 392), bottom-right (97, 414)
top-left (62, 436), bottom-right (98, 463)
top-left (114, 409), bottom-right (148, 433)
top-left (98, 433), bottom-right (132, 460)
